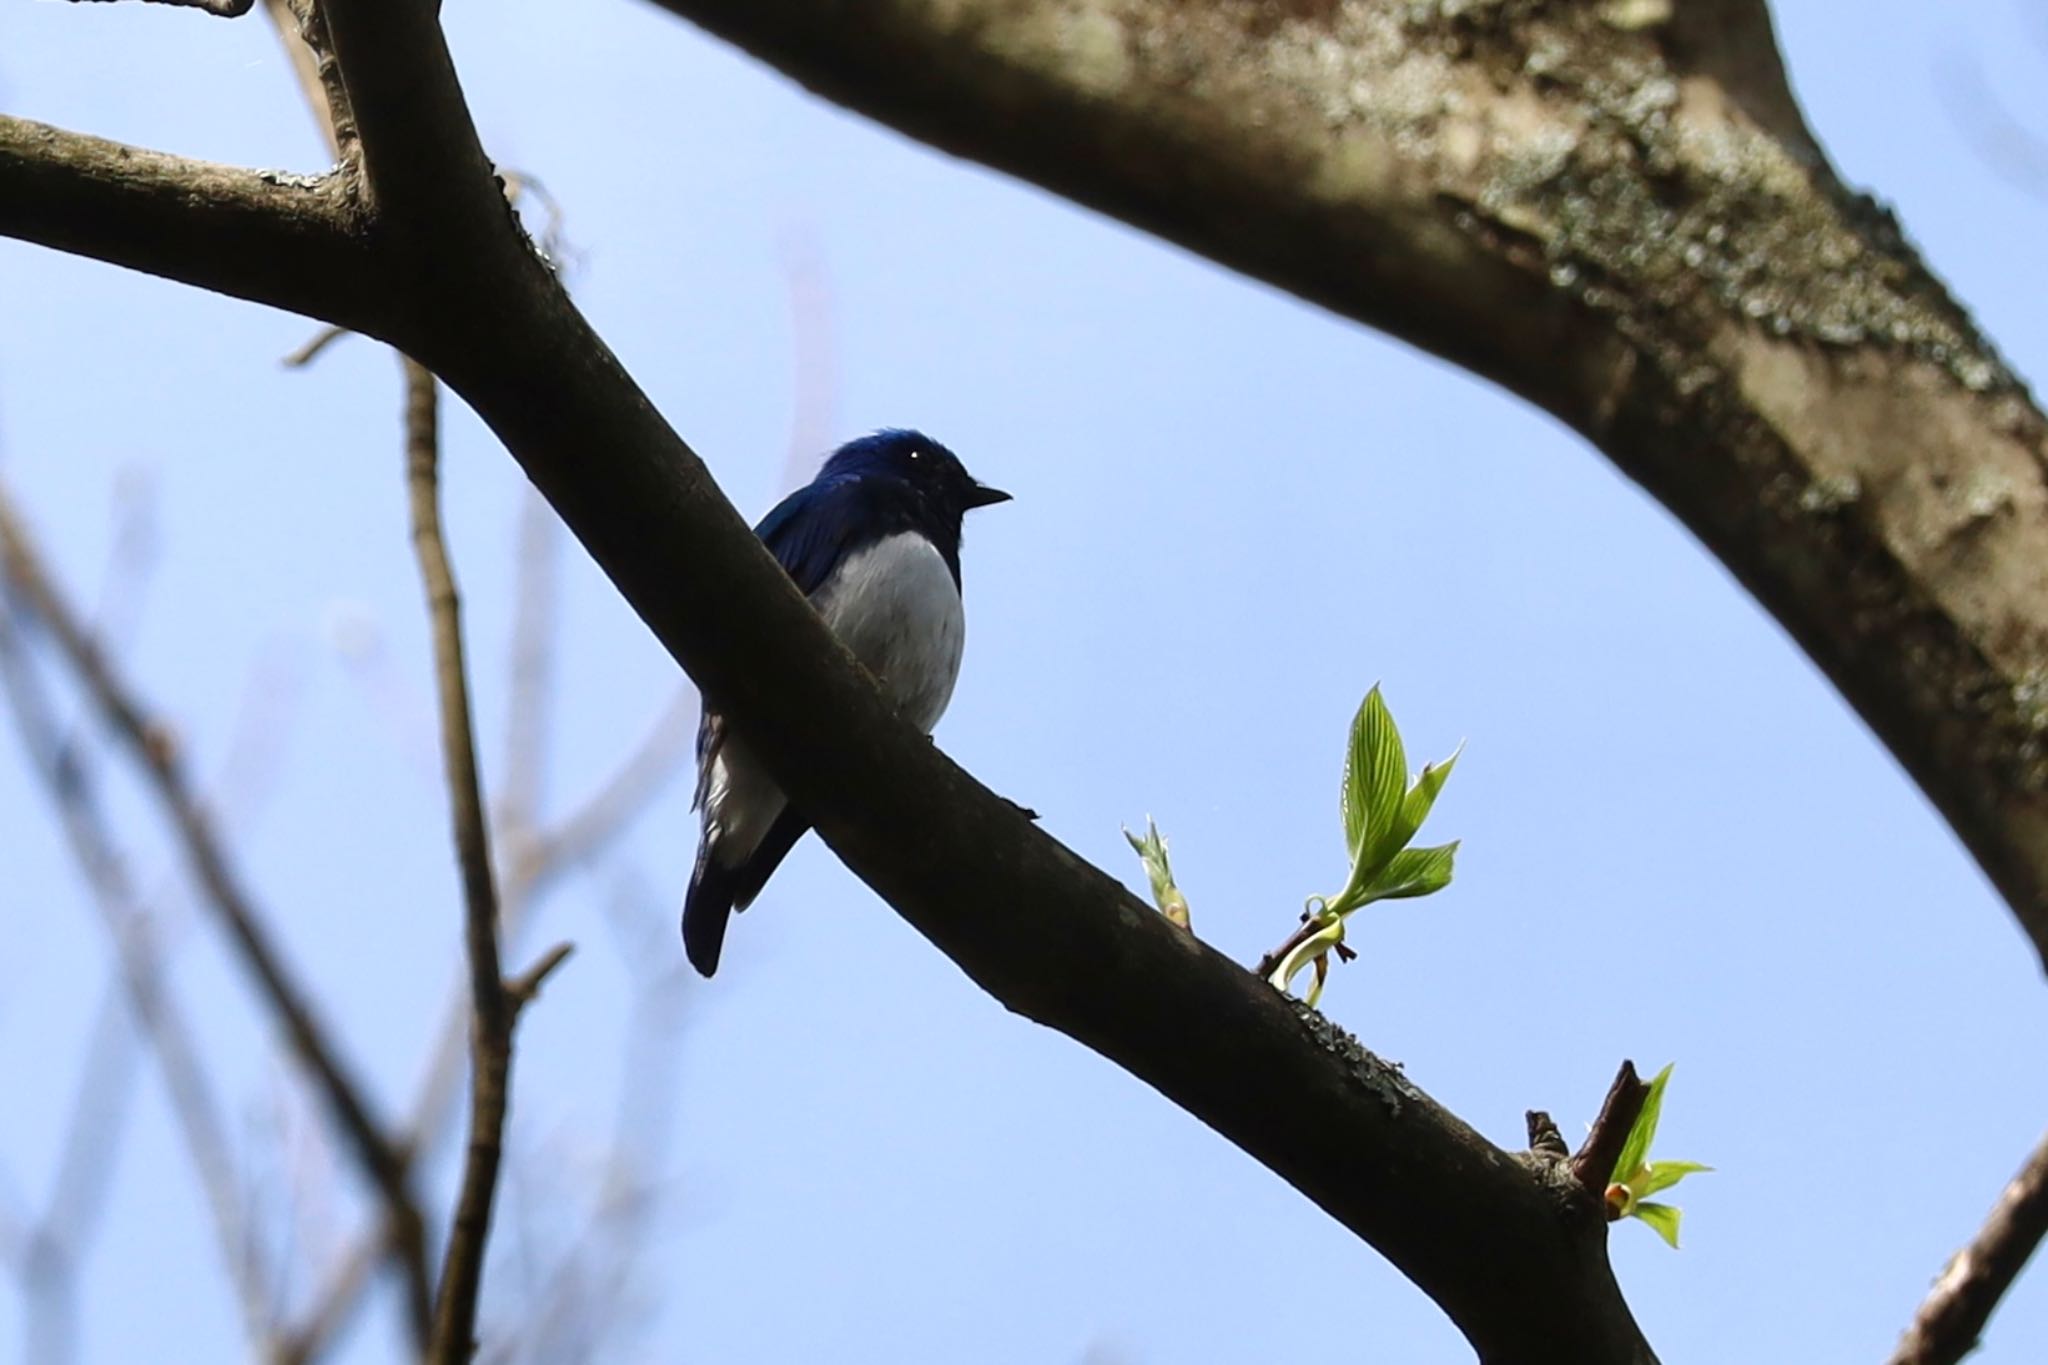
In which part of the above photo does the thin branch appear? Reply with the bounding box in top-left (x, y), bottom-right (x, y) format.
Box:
top-left (260, 0), bottom-right (358, 164)
top-left (273, 1225), bottom-right (382, 1365)
top-left (0, 486), bottom-right (434, 1345)
top-left (1525, 1111), bottom-right (1569, 1163)
top-left (402, 354), bottom-right (532, 1365)
top-left (1888, 1128), bottom-right (2048, 1365)
top-left (282, 324), bottom-right (351, 368)
top-left (15, 978), bottom-right (141, 1365)
top-left (1572, 1061), bottom-right (1649, 1200)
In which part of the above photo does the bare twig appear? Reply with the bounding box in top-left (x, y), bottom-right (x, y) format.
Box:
top-left (282, 324), bottom-right (351, 368)
top-left (274, 1225), bottom-right (382, 1365)
top-left (1253, 913), bottom-right (1322, 982)
top-left (13, 979), bottom-right (141, 1365)
top-left (1888, 1128), bottom-right (2048, 1365)
top-left (1525, 1111), bottom-right (1569, 1162)
top-left (403, 354), bottom-right (562, 1364)
top-left (1572, 1060), bottom-right (1649, 1200)
top-left (261, 0), bottom-right (357, 165)
top-left (0, 486), bottom-right (433, 1344)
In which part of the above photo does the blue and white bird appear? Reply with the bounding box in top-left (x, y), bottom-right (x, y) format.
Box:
top-left (683, 429), bottom-right (1010, 976)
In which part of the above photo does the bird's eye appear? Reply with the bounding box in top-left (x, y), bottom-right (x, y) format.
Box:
top-left (908, 449), bottom-right (923, 462)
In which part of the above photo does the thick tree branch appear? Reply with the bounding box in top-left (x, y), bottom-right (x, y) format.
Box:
top-left (320, 0), bottom-right (507, 280)
top-left (37, 1), bottom-right (2032, 1357)
top-left (0, 1), bottom-right (1673, 1356)
top-left (639, 0), bottom-right (2048, 973)
top-left (0, 116), bottom-right (374, 331)
top-left (270, 11), bottom-right (1653, 1357)
top-left (1888, 1127), bottom-right (2048, 1365)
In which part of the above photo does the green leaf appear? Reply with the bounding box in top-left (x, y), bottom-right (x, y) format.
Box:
top-left (1631, 1201), bottom-right (1684, 1249)
top-left (1612, 1063), bottom-right (1676, 1185)
top-left (1635, 1160), bottom-right (1712, 1200)
top-left (1340, 686), bottom-right (1406, 865)
top-left (1123, 817), bottom-right (1190, 929)
top-left (1398, 743), bottom-right (1462, 844)
top-left (1360, 841), bottom-right (1459, 902)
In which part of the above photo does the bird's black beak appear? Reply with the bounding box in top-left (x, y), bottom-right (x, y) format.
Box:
top-left (964, 483), bottom-right (1013, 509)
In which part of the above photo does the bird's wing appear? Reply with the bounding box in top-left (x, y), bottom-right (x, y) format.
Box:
top-left (694, 477), bottom-right (874, 802)
top-left (753, 476), bottom-right (876, 597)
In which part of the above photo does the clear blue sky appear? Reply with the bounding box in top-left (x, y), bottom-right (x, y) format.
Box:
top-left (4, 2), bottom-right (2048, 1361)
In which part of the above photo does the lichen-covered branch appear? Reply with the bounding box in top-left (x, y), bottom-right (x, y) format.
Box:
top-left (643, 0), bottom-right (2048, 972)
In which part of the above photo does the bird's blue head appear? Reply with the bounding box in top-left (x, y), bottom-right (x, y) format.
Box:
top-left (819, 429), bottom-right (1011, 521)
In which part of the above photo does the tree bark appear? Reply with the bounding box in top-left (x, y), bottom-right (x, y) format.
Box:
top-left (643, 0), bottom-right (2048, 970)
top-left (13, 0), bottom-right (2047, 1358)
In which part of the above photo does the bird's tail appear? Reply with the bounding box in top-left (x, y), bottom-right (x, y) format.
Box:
top-left (682, 845), bottom-right (737, 978)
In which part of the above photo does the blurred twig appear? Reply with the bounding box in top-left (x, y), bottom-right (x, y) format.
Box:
top-left (0, 602), bottom-right (273, 1353)
top-left (498, 491), bottom-right (558, 847)
top-left (0, 485), bottom-right (434, 1345)
top-left (777, 228), bottom-right (839, 491)
top-left (1936, 28), bottom-right (2048, 200)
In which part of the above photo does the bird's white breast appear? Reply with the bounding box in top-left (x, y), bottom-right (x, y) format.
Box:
top-left (812, 532), bottom-right (966, 732)
top-left (700, 531), bottom-right (965, 870)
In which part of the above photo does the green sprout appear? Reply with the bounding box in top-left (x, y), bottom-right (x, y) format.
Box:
top-left (1605, 1063), bottom-right (1712, 1248)
top-left (1268, 686), bottom-right (1460, 1005)
top-left (1123, 817), bottom-right (1191, 929)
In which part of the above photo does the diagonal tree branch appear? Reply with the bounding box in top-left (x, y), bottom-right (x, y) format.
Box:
top-left (292, 7), bottom-right (1660, 1359)
top-left (1888, 1127), bottom-right (2048, 1365)
top-left (20, 1), bottom-right (2042, 1359)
